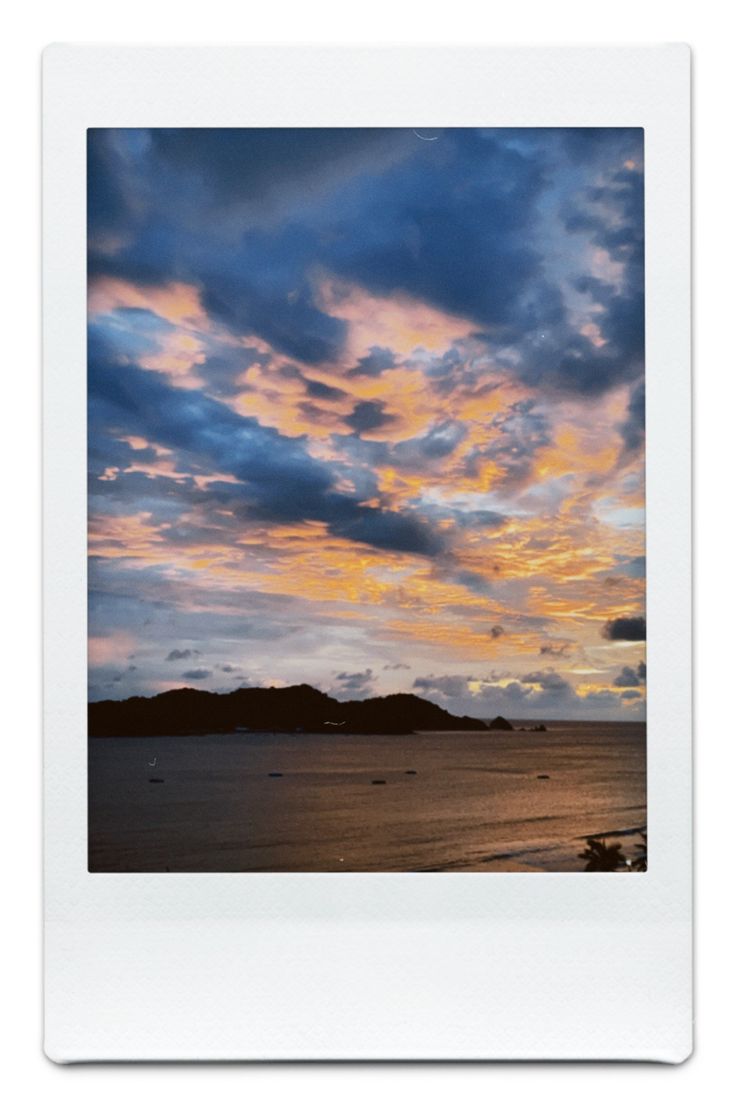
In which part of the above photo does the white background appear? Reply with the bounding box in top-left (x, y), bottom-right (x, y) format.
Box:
top-left (1, 0), bottom-right (731, 1096)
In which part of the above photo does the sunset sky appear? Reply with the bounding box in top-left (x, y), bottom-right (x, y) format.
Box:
top-left (88, 127), bottom-right (645, 719)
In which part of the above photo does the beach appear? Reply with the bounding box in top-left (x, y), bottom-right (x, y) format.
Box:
top-left (88, 721), bottom-right (646, 872)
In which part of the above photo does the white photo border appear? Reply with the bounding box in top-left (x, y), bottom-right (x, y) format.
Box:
top-left (43, 44), bottom-right (691, 1062)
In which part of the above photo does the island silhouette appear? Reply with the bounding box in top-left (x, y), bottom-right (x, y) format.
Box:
top-left (88, 683), bottom-right (499, 737)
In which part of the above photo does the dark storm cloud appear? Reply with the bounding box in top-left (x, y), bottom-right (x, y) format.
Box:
top-left (88, 129), bottom-right (413, 365)
top-left (272, 364), bottom-right (347, 401)
top-left (147, 127), bottom-right (409, 208)
top-left (88, 128), bottom-right (643, 395)
top-left (89, 344), bottom-right (445, 558)
top-left (328, 130), bottom-right (547, 329)
top-left (303, 377), bottom-right (348, 401)
top-left (602, 616), bottom-right (646, 641)
top-left (345, 400), bottom-right (396, 434)
top-left (560, 128), bottom-right (639, 164)
top-left (88, 351), bottom-right (335, 514)
top-left (617, 377), bottom-right (645, 458)
top-left (548, 159), bottom-right (644, 395)
top-left (347, 346), bottom-right (398, 378)
top-left (87, 130), bottom-right (143, 253)
top-left (202, 278), bottom-right (347, 365)
top-left (330, 509), bottom-right (444, 557)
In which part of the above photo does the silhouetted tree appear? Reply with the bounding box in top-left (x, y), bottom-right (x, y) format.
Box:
top-left (578, 837), bottom-right (626, 871)
top-left (630, 830), bottom-right (648, 872)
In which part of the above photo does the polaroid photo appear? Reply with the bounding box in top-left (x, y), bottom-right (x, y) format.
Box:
top-left (43, 44), bottom-right (692, 1061)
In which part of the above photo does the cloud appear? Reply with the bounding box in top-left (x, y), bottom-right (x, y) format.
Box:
top-left (181, 668), bottom-right (211, 680)
top-left (520, 669), bottom-right (572, 693)
top-left (463, 400), bottom-right (551, 490)
top-left (332, 668), bottom-right (376, 699)
top-left (413, 675), bottom-right (473, 699)
top-left (450, 570), bottom-right (495, 598)
top-left (147, 127), bottom-right (410, 211)
top-left (330, 509), bottom-right (445, 556)
top-left (197, 347), bottom-right (263, 398)
top-left (602, 617), bottom-right (646, 641)
top-left (394, 420), bottom-right (468, 463)
top-left (165, 648), bottom-right (199, 661)
top-left (411, 665), bottom-right (645, 721)
top-left (89, 348), bottom-right (444, 558)
top-left (88, 128), bottom-right (417, 364)
top-left (333, 419), bottom-right (472, 477)
top-left (617, 377), bottom-right (645, 459)
top-left (303, 377), bottom-right (348, 401)
top-left (347, 346), bottom-right (398, 378)
top-left (345, 400), bottom-right (396, 434)
top-left (89, 128), bottom-right (643, 396)
top-left (613, 664), bottom-right (644, 687)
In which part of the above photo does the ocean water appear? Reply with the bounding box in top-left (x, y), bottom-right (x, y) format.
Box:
top-left (88, 722), bottom-right (646, 872)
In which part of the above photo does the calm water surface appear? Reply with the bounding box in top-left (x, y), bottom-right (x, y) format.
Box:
top-left (88, 722), bottom-right (646, 872)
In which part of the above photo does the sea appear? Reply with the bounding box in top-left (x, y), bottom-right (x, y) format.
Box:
top-left (88, 721), bottom-right (646, 872)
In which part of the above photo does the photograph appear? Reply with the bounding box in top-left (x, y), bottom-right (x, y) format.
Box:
top-left (87, 126), bottom-right (647, 873)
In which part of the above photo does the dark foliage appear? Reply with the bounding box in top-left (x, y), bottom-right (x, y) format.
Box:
top-left (578, 837), bottom-right (626, 871)
top-left (579, 830), bottom-right (648, 872)
top-left (631, 830), bottom-right (648, 872)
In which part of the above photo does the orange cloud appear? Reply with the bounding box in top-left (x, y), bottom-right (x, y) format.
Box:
top-left (88, 277), bottom-right (210, 330)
